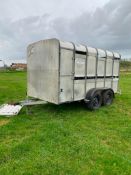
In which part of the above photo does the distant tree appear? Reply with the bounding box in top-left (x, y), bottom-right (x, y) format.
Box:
top-left (120, 59), bottom-right (131, 71)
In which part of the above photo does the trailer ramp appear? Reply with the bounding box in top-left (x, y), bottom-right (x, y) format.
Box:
top-left (0, 99), bottom-right (46, 117)
top-left (0, 104), bottom-right (22, 116)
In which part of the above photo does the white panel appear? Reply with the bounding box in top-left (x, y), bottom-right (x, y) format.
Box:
top-left (75, 44), bottom-right (86, 52)
top-left (106, 50), bottom-right (113, 57)
top-left (96, 79), bottom-right (104, 88)
top-left (105, 79), bottom-right (112, 88)
top-left (27, 39), bottom-right (59, 104)
top-left (106, 58), bottom-right (113, 76)
top-left (60, 49), bottom-right (73, 76)
top-left (114, 52), bottom-right (120, 59)
top-left (87, 56), bottom-right (96, 76)
top-left (86, 79), bottom-right (95, 92)
top-left (60, 40), bottom-right (74, 50)
top-left (113, 60), bottom-right (120, 76)
top-left (112, 79), bottom-right (118, 93)
top-left (87, 47), bottom-right (97, 56)
top-left (60, 76), bottom-right (73, 102)
top-left (74, 80), bottom-right (85, 101)
top-left (97, 58), bottom-right (105, 76)
top-left (98, 49), bottom-right (106, 58)
top-left (75, 54), bottom-right (86, 77)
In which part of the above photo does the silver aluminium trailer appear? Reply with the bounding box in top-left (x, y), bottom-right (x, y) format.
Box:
top-left (27, 38), bottom-right (121, 110)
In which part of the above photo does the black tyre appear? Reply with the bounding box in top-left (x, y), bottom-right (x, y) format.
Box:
top-left (86, 91), bottom-right (102, 110)
top-left (102, 89), bottom-right (114, 106)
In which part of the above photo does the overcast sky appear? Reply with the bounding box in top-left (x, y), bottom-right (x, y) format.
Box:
top-left (0, 0), bottom-right (131, 64)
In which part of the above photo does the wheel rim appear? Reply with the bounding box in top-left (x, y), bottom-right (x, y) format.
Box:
top-left (93, 95), bottom-right (100, 108)
top-left (105, 92), bottom-right (112, 105)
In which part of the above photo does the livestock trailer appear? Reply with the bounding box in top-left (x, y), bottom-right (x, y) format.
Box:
top-left (27, 38), bottom-right (121, 110)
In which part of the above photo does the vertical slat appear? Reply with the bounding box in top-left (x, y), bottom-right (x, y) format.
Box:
top-left (111, 52), bottom-right (115, 89)
top-left (104, 50), bottom-right (107, 87)
top-left (95, 48), bottom-right (98, 88)
top-left (85, 46), bottom-right (88, 97)
top-left (58, 41), bottom-right (61, 104)
top-left (117, 54), bottom-right (121, 92)
top-left (71, 42), bottom-right (76, 101)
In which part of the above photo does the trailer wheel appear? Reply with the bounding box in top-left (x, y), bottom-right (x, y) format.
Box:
top-left (102, 89), bottom-right (114, 106)
top-left (86, 91), bottom-right (102, 110)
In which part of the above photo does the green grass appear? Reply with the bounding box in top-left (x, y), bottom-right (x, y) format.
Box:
top-left (0, 71), bottom-right (131, 175)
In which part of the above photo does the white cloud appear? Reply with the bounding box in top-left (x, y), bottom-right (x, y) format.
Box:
top-left (0, 0), bottom-right (109, 20)
top-left (0, 0), bottom-right (131, 61)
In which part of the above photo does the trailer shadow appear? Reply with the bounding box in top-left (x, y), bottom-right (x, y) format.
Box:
top-left (46, 101), bottom-right (86, 112)
top-left (25, 101), bottom-right (89, 118)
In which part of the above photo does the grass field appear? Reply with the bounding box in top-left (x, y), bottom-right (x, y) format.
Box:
top-left (0, 71), bottom-right (131, 175)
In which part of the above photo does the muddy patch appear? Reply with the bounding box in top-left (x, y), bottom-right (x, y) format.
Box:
top-left (0, 120), bottom-right (9, 126)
